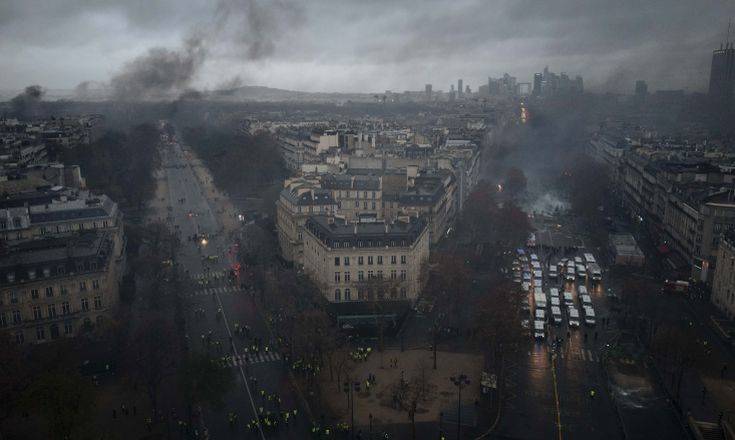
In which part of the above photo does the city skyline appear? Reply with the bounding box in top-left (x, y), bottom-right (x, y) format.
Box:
top-left (0, 0), bottom-right (733, 95)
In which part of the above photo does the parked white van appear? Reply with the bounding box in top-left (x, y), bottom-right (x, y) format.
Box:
top-left (563, 291), bottom-right (574, 307)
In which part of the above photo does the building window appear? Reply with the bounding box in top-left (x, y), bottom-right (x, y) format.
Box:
top-left (344, 257), bottom-right (350, 266)
top-left (358, 256), bottom-right (364, 265)
top-left (358, 271), bottom-right (364, 281)
top-left (15, 331), bottom-right (24, 344)
top-left (64, 321), bottom-right (73, 335)
top-left (400, 270), bottom-right (407, 281)
top-left (57, 266), bottom-right (65, 275)
top-left (10, 291), bottom-right (18, 304)
top-left (32, 306), bottom-right (42, 321)
top-left (81, 298), bottom-right (89, 312)
top-left (94, 296), bottom-right (102, 310)
top-left (377, 256), bottom-right (383, 265)
top-left (363, 201), bottom-right (368, 209)
top-left (62, 301), bottom-right (70, 315)
top-left (390, 288), bottom-right (397, 299)
top-left (372, 202), bottom-right (376, 210)
top-left (368, 256), bottom-right (374, 265)
top-left (45, 287), bottom-right (54, 297)
top-left (368, 270), bottom-right (374, 279)
top-left (50, 324), bottom-right (60, 339)
top-left (400, 287), bottom-right (407, 299)
top-left (31, 289), bottom-right (39, 299)
top-left (96, 316), bottom-right (104, 326)
top-left (334, 272), bottom-right (341, 283)
top-left (344, 289), bottom-right (351, 301)
top-left (377, 270), bottom-right (383, 279)
top-left (334, 257), bottom-right (340, 266)
top-left (401, 255), bottom-right (407, 264)
top-left (344, 271), bottom-right (351, 282)
top-left (12, 310), bottom-right (21, 324)
top-left (390, 270), bottom-right (397, 280)
top-left (0, 312), bottom-right (6, 328)
top-left (60, 285), bottom-right (68, 295)
top-left (79, 281), bottom-right (87, 292)
top-left (36, 326), bottom-right (45, 341)
top-left (334, 289), bottom-right (341, 302)
top-left (47, 304), bottom-right (57, 319)
top-left (92, 280), bottom-right (100, 290)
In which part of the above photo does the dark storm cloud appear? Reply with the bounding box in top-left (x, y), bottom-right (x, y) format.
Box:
top-left (0, 0), bottom-right (731, 93)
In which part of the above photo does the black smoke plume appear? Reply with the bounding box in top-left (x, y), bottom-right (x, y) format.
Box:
top-left (110, 36), bottom-right (207, 101)
top-left (10, 85), bottom-right (45, 119)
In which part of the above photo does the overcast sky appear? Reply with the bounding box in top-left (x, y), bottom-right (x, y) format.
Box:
top-left (0, 0), bottom-right (732, 94)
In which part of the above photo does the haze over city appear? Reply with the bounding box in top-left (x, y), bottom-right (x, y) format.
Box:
top-left (1, 0), bottom-right (732, 94)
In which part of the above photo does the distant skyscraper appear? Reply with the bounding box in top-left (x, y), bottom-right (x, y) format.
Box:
top-left (425, 84), bottom-right (432, 101)
top-left (709, 42), bottom-right (735, 108)
top-left (533, 73), bottom-right (542, 96)
top-left (634, 80), bottom-right (648, 105)
top-left (458, 79), bottom-right (463, 97)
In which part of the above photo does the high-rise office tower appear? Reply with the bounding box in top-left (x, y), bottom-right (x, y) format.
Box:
top-left (533, 73), bottom-right (542, 96)
top-left (425, 84), bottom-right (432, 101)
top-left (634, 80), bottom-right (648, 105)
top-left (458, 79), bottom-right (463, 97)
top-left (709, 42), bottom-right (735, 108)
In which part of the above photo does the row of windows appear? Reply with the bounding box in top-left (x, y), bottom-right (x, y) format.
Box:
top-left (334, 255), bottom-right (407, 266)
top-left (0, 296), bottom-right (103, 326)
top-left (6, 264), bottom-right (101, 283)
top-left (12, 316), bottom-right (103, 343)
top-left (333, 287), bottom-right (407, 302)
top-left (1, 280), bottom-right (100, 305)
top-left (334, 270), bottom-right (407, 283)
top-left (335, 190), bottom-right (379, 199)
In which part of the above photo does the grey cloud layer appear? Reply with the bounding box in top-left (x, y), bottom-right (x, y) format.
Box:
top-left (0, 0), bottom-right (731, 93)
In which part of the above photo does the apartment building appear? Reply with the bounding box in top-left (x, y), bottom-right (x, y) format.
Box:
top-left (301, 215), bottom-right (429, 303)
top-left (712, 229), bottom-right (735, 318)
top-left (0, 229), bottom-right (125, 344)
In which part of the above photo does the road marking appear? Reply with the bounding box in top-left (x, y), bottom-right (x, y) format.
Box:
top-left (551, 355), bottom-right (563, 440)
top-left (587, 349), bottom-right (594, 362)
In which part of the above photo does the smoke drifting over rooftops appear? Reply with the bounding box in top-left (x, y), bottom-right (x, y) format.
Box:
top-left (10, 85), bottom-right (45, 118)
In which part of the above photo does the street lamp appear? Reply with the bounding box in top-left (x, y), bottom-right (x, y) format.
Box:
top-left (450, 374), bottom-right (470, 440)
top-left (343, 380), bottom-right (361, 440)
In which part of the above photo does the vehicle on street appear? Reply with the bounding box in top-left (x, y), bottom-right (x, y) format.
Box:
top-left (576, 264), bottom-right (587, 279)
top-left (563, 291), bottom-right (574, 307)
top-left (578, 285), bottom-right (587, 296)
top-left (534, 291), bottom-right (547, 309)
top-left (551, 297), bottom-right (560, 307)
top-left (661, 279), bottom-right (690, 294)
top-left (565, 265), bottom-right (576, 282)
top-left (535, 308), bottom-right (546, 321)
top-left (530, 253), bottom-right (538, 262)
top-left (584, 253), bottom-right (596, 265)
top-left (534, 320), bottom-right (545, 340)
top-left (574, 256), bottom-right (583, 265)
top-left (583, 306), bottom-right (596, 326)
top-left (551, 306), bottom-right (562, 325)
top-left (550, 288), bottom-right (560, 299)
top-left (549, 265), bottom-right (558, 279)
top-left (522, 282), bottom-right (530, 292)
top-left (589, 263), bottom-right (603, 281)
top-left (568, 307), bottom-right (581, 327)
top-left (581, 294), bottom-right (592, 307)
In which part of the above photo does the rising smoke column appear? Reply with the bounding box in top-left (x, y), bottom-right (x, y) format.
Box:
top-left (109, 36), bottom-right (207, 101)
top-left (10, 85), bottom-right (45, 119)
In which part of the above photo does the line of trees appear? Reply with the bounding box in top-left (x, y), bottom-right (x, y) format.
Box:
top-left (57, 122), bottom-right (161, 209)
